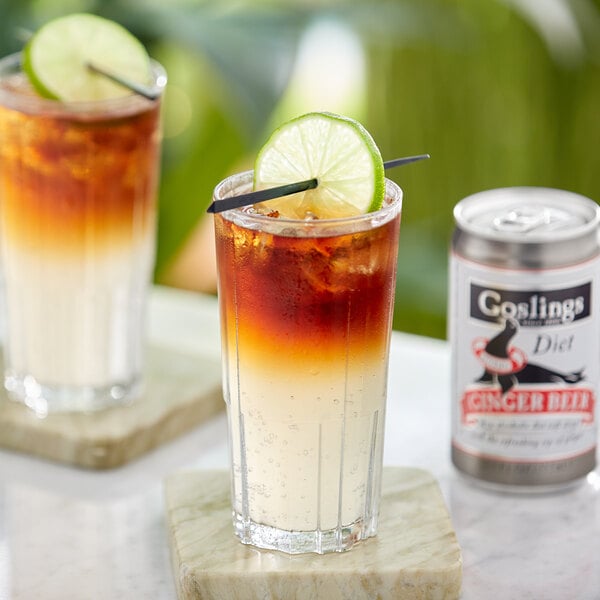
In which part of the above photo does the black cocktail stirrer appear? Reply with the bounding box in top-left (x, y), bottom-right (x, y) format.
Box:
top-left (86, 62), bottom-right (163, 101)
top-left (206, 154), bottom-right (430, 214)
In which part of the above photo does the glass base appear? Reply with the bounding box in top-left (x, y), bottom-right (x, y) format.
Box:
top-left (233, 511), bottom-right (377, 554)
top-left (4, 371), bottom-right (142, 417)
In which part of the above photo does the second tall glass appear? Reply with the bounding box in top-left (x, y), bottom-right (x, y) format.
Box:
top-left (214, 171), bottom-right (402, 554)
top-left (0, 53), bottom-right (166, 416)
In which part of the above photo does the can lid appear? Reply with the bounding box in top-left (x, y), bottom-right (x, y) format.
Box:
top-left (454, 187), bottom-right (600, 243)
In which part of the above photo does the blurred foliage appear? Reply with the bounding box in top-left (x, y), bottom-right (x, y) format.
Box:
top-left (367, 0), bottom-right (600, 336)
top-left (1, 0), bottom-right (599, 339)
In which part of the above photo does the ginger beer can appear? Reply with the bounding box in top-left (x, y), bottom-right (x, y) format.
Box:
top-left (450, 187), bottom-right (600, 489)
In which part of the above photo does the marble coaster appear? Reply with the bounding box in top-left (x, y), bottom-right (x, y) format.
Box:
top-left (165, 467), bottom-right (462, 600)
top-left (0, 345), bottom-right (223, 469)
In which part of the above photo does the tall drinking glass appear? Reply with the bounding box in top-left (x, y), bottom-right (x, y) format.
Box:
top-left (214, 171), bottom-right (402, 554)
top-left (0, 53), bottom-right (166, 416)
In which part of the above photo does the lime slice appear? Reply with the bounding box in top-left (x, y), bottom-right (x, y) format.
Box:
top-left (23, 13), bottom-right (151, 102)
top-left (254, 112), bottom-right (385, 219)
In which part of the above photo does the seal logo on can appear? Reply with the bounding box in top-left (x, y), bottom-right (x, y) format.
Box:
top-left (450, 187), bottom-right (600, 489)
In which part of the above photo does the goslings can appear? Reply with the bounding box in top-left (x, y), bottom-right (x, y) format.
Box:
top-left (450, 187), bottom-right (600, 489)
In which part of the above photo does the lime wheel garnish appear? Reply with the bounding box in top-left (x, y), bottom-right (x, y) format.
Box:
top-left (254, 112), bottom-right (385, 219)
top-left (23, 13), bottom-right (152, 102)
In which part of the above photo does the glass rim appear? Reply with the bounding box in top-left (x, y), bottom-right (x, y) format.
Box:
top-left (0, 52), bottom-right (166, 115)
top-left (213, 170), bottom-right (402, 234)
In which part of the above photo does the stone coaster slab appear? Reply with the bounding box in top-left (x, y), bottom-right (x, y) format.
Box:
top-left (165, 467), bottom-right (462, 600)
top-left (0, 345), bottom-right (222, 469)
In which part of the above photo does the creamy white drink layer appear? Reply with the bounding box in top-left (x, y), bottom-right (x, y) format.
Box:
top-left (227, 359), bottom-right (387, 531)
top-left (2, 237), bottom-right (154, 387)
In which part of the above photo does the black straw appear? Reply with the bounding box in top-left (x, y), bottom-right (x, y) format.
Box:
top-left (384, 154), bottom-right (430, 169)
top-left (207, 153), bottom-right (429, 214)
top-left (86, 62), bottom-right (162, 101)
top-left (206, 178), bottom-right (318, 214)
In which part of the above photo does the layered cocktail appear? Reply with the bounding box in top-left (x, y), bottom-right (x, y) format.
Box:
top-left (0, 49), bottom-right (165, 415)
top-left (214, 168), bottom-right (402, 553)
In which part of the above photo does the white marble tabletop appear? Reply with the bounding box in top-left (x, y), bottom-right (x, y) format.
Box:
top-left (0, 286), bottom-right (598, 599)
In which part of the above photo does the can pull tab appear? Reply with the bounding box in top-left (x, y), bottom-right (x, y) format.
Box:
top-left (492, 207), bottom-right (572, 233)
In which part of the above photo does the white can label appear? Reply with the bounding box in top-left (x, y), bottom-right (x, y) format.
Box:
top-left (450, 253), bottom-right (599, 462)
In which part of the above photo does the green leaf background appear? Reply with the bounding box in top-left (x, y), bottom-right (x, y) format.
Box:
top-left (1, 0), bottom-right (599, 339)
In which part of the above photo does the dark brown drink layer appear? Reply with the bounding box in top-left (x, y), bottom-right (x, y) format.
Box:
top-left (215, 214), bottom-right (401, 359)
top-left (0, 77), bottom-right (161, 254)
